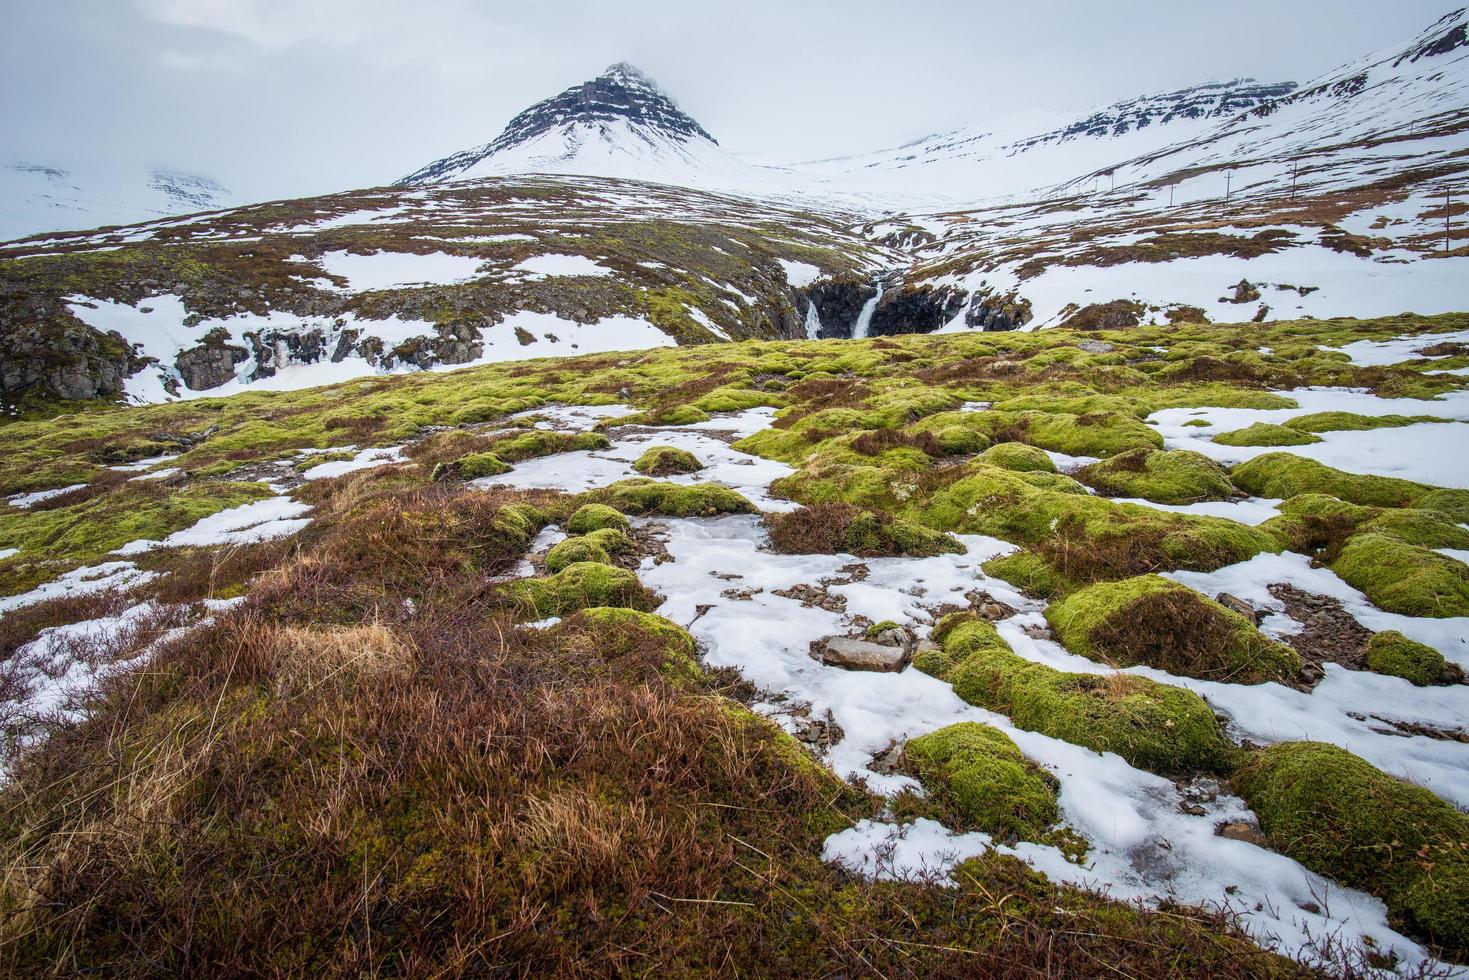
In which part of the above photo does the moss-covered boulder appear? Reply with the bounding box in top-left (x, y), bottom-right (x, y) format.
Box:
top-left (904, 722), bottom-right (1059, 842)
top-left (454, 452), bottom-right (513, 480)
top-left (589, 479), bottom-right (756, 518)
top-left (1284, 411), bottom-right (1445, 433)
top-left (1366, 631), bottom-right (1450, 685)
top-left (976, 442), bottom-right (1056, 473)
top-left (764, 503), bottom-right (962, 558)
top-left (1076, 449), bottom-right (1234, 505)
top-left (934, 620), bottom-right (1237, 776)
top-left (565, 503), bottom-right (631, 535)
top-left (1232, 454), bottom-right (1469, 517)
top-left (501, 562), bottom-right (656, 618)
top-left (1233, 741), bottom-right (1469, 958)
top-left (1212, 423), bottom-right (1321, 447)
top-left (1046, 575), bottom-right (1301, 684)
top-left (1332, 532), bottom-right (1469, 617)
top-left (933, 425), bottom-right (990, 456)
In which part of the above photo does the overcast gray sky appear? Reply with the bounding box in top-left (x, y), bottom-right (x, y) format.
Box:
top-left (1, 0), bottom-right (1459, 201)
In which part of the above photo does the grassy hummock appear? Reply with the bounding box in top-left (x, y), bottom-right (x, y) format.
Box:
top-left (975, 442), bottom-right (1056, 473)
top-left (564, 503), bottom-right (631, 535)
top-left (501, 561), bottom-right (657, 618)
top-left (633, 445), bottom-right (704, 476)
top-left (1233, 453), bottom-right (1469, 518)
top-left (764, 503), bottom-right (962, 558)
top-left (1211, 422), bottom-right (1321, 447)
top-left (930, 619), bottom-right (1237, 776)
top-left (1284, 411), bottom-right (1446, 433)
top-left (903, 722), bottom-right (1060, 843)
top-left (1076, 448), bottom-right (1235, 504)
top-left (587, 478), bottom-right (755, 518)
top-left (544, 528), bottom-right (633, 573)
top-left (1332, 532), bottom-right (1469, 618)
top-left (1366, 630), bottom-right (1449, 686)
top-left (1045, 575), bottom-right (1301, 684)
top-left (546, 607), bottom-right (704, 685)
top-left (1233, 741), bottom-right (1469, 958)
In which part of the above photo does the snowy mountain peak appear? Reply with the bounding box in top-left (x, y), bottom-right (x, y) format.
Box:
top-left (399, 62), bottom-right (720, 185)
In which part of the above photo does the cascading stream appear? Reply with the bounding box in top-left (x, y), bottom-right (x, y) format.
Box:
top-left (851, 280), bottom-right (883, 339)
top-left (804, 298), bottom-right (823, 339)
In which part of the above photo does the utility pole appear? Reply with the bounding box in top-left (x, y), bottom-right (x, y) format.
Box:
top-left (1448, 187), bottom-right (1454, 254)
top-left (1169, 182), bottom-right (1175, 207)
top-left (1290, 161), bottom-right (1298, 200)
top-left (1225, 170), bottom-right (1233, 203)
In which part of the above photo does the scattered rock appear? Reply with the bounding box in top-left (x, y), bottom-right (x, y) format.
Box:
top-left (791, 711), bottom-right (844, 750)
top-left (1217, 821), bottom-right (1272, 849)
top-left (1214, 592), bottom-right (1260, 625)
top-left (776, 583), bottom-right (846, 613)
top-left (720, 586), bottom-right (762, 601)
top-left (872, 625), bottom-right (915, 654)
top-left (1077, 339), bottom-right (1115, 354)
top-left (813, 636), bottom-right (910, 672)
top-left (869, 740), bottom-right (904, 775)
top-left (1267, 583), bottom-right (1373, 684)
top-left (967, 590), bottom-right (1017, 621)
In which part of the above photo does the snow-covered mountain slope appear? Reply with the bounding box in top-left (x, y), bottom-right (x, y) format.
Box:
top-left (400, 63), bottom-right (789, 193)
top-left (888, 8), bottom-right (1469, 332)
top-left (0, 162), bottom-right (233, 243)
top-left (0, 175), bottom-right (885, 408)
top-left (794, 79), bottom-right (1297, 202)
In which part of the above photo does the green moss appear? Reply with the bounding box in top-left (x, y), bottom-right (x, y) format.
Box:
top-left (976, 442), bottom-right (1056, 473)
top-left (843, 511), bottom-right (962, 557)
top-left (913, 616), bottom-right (1009, 681)
top-left (1211, 423), bottom-right (1321, 447)
top-left (1231, 453), bottom-right (1433, 509)
top-left (904, 723), bottom-right (1060, 843)
top-left (543, 530), bottom-right (634, 574)
top-left (1077, 449), bottom-right (1234, 505)
top-left (589, 478), bottom-right (756, 518)
top-left (1045, 575), bottom-right (1301, 684)
top-left (633, 445), bottom-right (703, 477)
top-left (455, 452), bottom-right (512, 479)
top-left (488, 430), bottom-right (610, 463)
top-left (933, 426), bottom-right (990, 455)
top-left (1331, 532), bottom-right (1469, 617)
top-left (981, 551), bottom-right (1070, 599)
top-left (565, 503), bottom-right (631, 535)
top-left (1284, 411), bottom-right (1446, 433)
top-left (1366, 631), bottom-right (1448, 686)
top-left (500, 562), bottom-right (656, 619)
top-left (1233, 742), bottom-right (1469, 957)
top-left (938, 621), bottom-right (1236, 776)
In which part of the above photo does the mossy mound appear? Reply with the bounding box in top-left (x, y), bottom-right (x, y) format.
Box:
top-left (489, 430), bottom-right (610, 463)
top-left (545, 528), bottom-right (633, 573)
top-left (933, 425), bottom-right (990, 455)
top-left (1366, 631), bottom-right (1449, 686)
top-left (981, 551), bottom-right (1069, 599)
top-left (501, 562), bottom-right (656, 619)
top-left (913, 614), bottom-right (1009, 680)
top-left (1332, 532), bottom-right (1469, 618)
top-left (904, 722), bottom-right (1059, 843)
top-left (1233, 741), bottom-right (1469, 958)
top-left (588, 479), bottom-right (756, 518)
top-left (565, 503), bottom-right (631, 535)
top-left (1212, 423), bottom-right (1321, 447)
top-left (1046, 575), bottom-right (1301, 684)
top-left (1076, 449), bottom-right (1234, 504)
top-left (548, 607), bottom-right (704, 685)
top-left (1284, 411), bottom-right (1446, 433)
top-left (976, 442), bottom-right (1056, 473)
top-left (1232, 453), bottom-right (1466, 514)
top-left (932, 620), bottom-right (1237, 776)
top-left (633, 445), bottom-right (704, 477)
top-left (764, 504), bottom-right (962, 558)
top-left (456, 451), bottom-right (513, 479)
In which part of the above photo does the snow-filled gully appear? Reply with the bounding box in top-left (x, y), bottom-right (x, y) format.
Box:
top-left (487, 402), bottom-right (1468, 974)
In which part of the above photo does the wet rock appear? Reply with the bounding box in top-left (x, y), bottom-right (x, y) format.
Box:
top-left (872, 626), bottom-right (916, 654)
top-left (869, 740), bottom-right (904, 775)
top-left (1214, 592), bottom-right (1260, 625)
top-left (1217, 821), bottom-right (1272, 849)
top-left (814, 636), bottom-right (910, 672)
top-left (775, 583), bottom-right (846, 612)
top-left (791, 711), bottom-right (844, 749)
top-left (867, 284), bottom-right (966, 337)
top-left (1178, 802), bottom-right (1208, 816)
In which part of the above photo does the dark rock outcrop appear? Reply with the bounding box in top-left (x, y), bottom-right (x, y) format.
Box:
top-left (805, 277), bottom-right (877, 339)
top-left (867, 284), bottom-right (966, 337)
top-left (175, 327), bottom-right (248, 391)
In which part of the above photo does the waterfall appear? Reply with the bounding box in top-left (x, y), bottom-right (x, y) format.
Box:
top-left (804, 298), bottom-right (822, 339)
top-left (851, 281), bottom-right (883, 339)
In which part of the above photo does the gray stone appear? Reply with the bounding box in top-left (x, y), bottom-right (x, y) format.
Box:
top-left (1217, 820), bottom-right (1271, 848)
top-left (816, 636), bottom-right (910, 672)
top-left (1215, 592), bottom-right (1261, 625)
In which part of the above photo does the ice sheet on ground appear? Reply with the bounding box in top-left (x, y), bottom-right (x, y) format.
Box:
top-left (113, 497), bottom-right (313, 555)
